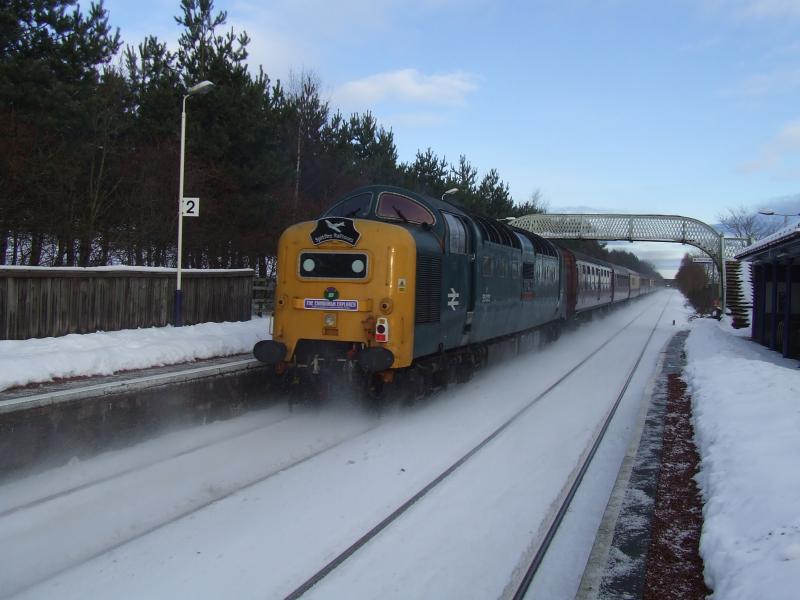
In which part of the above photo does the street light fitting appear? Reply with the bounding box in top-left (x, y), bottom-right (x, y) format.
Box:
top-left (757, 208), bottom-right (800, 227)
top-left (187, 80), bottom-right (215, 97)
top-left (441, 187), bottom-right (459, 201)
top-left (759, 208), bottom-right (799, 217)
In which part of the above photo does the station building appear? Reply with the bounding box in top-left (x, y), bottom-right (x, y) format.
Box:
top-left (735, 223), bottom-right (800, 359)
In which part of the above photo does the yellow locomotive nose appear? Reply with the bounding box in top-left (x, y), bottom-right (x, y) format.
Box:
top-left (264, 218), bottom-right (416, 373)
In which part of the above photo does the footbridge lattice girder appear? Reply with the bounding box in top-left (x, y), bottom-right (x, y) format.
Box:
top-left (508, 213), bottom-right (749, 263)
top-left (508, 213), bottom-right (751, 310)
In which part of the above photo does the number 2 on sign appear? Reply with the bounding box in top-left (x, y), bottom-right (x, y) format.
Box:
top-left (182, 197), bottom-right (200, 217)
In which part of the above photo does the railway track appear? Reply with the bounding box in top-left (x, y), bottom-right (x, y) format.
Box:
top-left (283, 295), bottom-right (671, 599)
top-left (2, 294), bottom-right (670, 599)
top-left (0, 406), bottom-right (382, 598)
top-left (0, 409), bottom-right (298, 519)
top-left (510, 296), bottom-right (669, 598)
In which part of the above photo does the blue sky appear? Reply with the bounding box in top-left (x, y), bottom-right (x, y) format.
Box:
top-left (102, 0), bottom-right (800, 276)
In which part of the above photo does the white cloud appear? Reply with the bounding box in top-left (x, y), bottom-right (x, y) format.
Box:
top-left (769, 40), bottom-right (800, 56)
top-left (679, 36), bottom-right (723, 53)
top-left (225, 4), bottom-right (317, 82)
top-left (737, 0), bottom-right (800, 18)
top-left (700, 0), bottom-right (800, 20)
top-left (551, 205), bottom-right (641, 214)
top-left (384, 112), bottom-right (448, 127)
top-left (332, 69), bottom-right (479, 109)
top-left (721, 67), bottom-right (800, 98)
top-left (739, 119), bottom-right (800, 174)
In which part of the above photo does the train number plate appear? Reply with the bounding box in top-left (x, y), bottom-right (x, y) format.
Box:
top-left (303, 298), bottom-right (359, 311)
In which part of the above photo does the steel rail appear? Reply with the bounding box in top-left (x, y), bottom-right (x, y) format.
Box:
top-left (510, 294), bottom-right (670, 599)
top-left (283, 295), bottom-right (665, 600)
top-left (3, 416), bottom-right (383, 599)
top-left (0, 409), bottom-right (297, 519)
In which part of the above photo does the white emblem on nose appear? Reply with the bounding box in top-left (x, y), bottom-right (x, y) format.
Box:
top-left (325, 219), bottom-right (345, 233)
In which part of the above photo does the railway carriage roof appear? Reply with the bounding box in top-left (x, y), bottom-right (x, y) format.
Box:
top-left (563, 249), bottom-right (618, 271)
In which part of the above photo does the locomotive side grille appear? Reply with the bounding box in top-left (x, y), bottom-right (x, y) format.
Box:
top-left (415, 254), bottom-right (441, 323)
top-left (522, 262), bottom-right (535, 280)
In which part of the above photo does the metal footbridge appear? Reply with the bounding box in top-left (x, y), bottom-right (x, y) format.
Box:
top-left (508, 213), bottom-right (750, 308)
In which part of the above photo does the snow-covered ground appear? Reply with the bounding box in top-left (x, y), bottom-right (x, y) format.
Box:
top-left (0, 290), bottom-right (797, 599)
top-left (685, 317), bottom-right (800, 600)
top-left (0, 318), bottom-right (271, 392)
top-left (1, 293), bottom-right (675, 599)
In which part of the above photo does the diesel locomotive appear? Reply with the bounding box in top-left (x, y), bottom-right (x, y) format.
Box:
top-left (254, 185), bottom-right (657, 395)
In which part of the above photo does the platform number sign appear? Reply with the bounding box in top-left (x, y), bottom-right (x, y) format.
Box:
top-left (182, 197), bottom-right (200, 217)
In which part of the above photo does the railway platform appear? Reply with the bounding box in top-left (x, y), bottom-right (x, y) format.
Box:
top-left (578, 329), bottom-right (705, 599)
top-left (0, 353), bottom-right (262, 415)
top-left (0, 354), bottom-right (268, 477)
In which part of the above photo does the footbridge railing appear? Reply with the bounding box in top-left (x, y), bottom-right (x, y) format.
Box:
top-left (508, 213), bottom-right (750, 309)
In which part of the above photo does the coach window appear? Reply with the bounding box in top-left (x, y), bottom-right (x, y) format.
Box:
top-left (377, 193), bottom-right (435, 225)
top-left (325, 192), bottom-right (372, 218)
top-left (443, 213), bottom-right (467, 254)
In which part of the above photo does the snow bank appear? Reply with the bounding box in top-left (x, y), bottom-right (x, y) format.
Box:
top-left (0, 318), bottom-right (271, 392)
top-left (685, 318), bottom-right (800, 600)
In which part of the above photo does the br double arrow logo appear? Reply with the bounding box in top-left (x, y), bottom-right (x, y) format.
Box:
top-left (447, 288), bottom-right (460, 310)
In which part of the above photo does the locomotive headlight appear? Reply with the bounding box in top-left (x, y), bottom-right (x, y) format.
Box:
top-left (302, 258), bottom-right (316, 272)
top-left (351, 258), bottom-right (365, 274)
top-left (324, 313), bottom-right (337, 327)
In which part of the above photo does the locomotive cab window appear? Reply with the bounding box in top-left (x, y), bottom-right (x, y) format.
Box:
top-left (376, 193), bottom-right (435, 225)
top-left (443, 213), bottom-right (467, 254)
top-left (298, 252), bottom-right (369, 279)
top-left (324, 192), bottom-right (372, 218)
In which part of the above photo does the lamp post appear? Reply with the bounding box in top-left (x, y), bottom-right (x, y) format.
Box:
top-left (758, 208), bottom-right (800, 227)
top-left (175, 80), bottom-right (214, 327)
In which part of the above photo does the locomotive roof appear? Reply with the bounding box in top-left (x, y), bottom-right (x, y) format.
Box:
top-left (335, 184), bottom-right (472, 216)
top-left (325, 186), bottom-right (656, 279)
top-left (328, 185), bottom-right (558, 255)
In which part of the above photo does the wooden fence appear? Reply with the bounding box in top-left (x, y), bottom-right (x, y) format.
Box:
top-left (0, 267), bottom-right (254, 340)
top-left (252, 278), bottom-right (276, 316)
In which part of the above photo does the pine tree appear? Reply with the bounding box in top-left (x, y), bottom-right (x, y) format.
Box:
top-left (0, 0), bottom-right (120, 265)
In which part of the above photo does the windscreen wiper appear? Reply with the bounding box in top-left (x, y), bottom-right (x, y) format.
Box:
top-left (393, 207), bottom-right (409, 222)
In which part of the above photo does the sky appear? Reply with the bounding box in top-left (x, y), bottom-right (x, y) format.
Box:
top-left (100, 0), bottom-right (800, 277)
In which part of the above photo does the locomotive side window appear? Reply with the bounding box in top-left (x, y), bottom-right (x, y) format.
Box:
top-left (325, 192), bottom-right (372, 218)
top-left (298, 252), bottom-right (368, 279)
top-left (482, 255), bottom-right (494, 277)
top-left (497, 258), bottom-right (508, 278)
top-left (443, 213), bottom-right (467, 254)
top-left (377, 193), bottom-right (435, 225)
